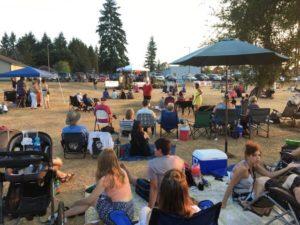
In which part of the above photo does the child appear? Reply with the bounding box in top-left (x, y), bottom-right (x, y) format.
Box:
top-left (64, 149), bottom-right (133, 224)
top-left (102, 88), bottom-right (110, 99)
top-left (111, 89), bottom-right (118, 99)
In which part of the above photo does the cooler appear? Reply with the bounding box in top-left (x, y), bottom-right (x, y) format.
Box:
top-left (179, 125), bottom-right (189, 141)
top-left (192, 149), bottom-right (228, 175)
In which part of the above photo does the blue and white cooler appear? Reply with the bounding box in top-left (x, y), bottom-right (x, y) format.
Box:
top-left (192, 149), bottom-right (228, 176)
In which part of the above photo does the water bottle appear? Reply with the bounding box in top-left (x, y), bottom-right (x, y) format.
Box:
top-left (54, 179), bottom-right (61, 195)
top-left (24, 164), bottom-right (34, 174)
top-left (33, 133), bottom-right (41, 151)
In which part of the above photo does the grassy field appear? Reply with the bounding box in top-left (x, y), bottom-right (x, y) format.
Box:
top-left (0, 80), bottom-right (299, 225)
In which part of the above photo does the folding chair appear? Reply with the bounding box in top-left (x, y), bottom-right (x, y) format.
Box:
top-left (69, 96), bottom-right (83, 111)
top-left (119, 120), bottom-right (134, 137)
top-left (189, 110), bottom-right (212, 139)
top-left (248, 108), bottom-right (271, 139)
top-left (136, 113), bottom-right (156, 136)
top-left (61, 133), bottom-right (87, 159)
top-left (159, 111), bottom-right (179, 138)
top-left (213, 109), bottom-right (237, 137)
top-left (149, 202), bottom-right (221, 225)
top-left (94, 109), bottom-right (110, 131)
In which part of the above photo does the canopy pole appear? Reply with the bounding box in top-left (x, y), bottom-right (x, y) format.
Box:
top-left (40, 77), bottom-right (45, 109)
top-left (224, 67), bottom-right (235, 158)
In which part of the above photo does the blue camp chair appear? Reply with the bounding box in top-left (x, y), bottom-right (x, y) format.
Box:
top-left (159, 110), bottom-right (179, 138)
top-left (109, 210), bottom-right (135, 225)
top-left (149, 202), bottom-right (222, 225)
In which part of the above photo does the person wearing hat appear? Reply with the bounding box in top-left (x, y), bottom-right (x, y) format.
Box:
top-left (94, 97), bottom-right (113, 123)
top-left (62, 111), bottom-right (89, 142)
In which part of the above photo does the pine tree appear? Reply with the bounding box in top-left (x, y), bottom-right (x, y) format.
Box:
top-left (96, 0), bottom-right (129, 73)
top-left (144, 36), bottom-right (157, 71)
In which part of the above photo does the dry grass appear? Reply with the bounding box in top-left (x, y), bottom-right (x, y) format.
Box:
top-left (0, 81), bottom-right (299, 225)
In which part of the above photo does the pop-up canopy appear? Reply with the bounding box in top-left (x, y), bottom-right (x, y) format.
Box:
top-left (0, 66), bottom-right (57, 78)
top-left (116, 64), bottom-right (150, 72)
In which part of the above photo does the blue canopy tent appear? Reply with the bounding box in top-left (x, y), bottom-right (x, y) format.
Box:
top-left (0, 66), bottom-right (65, 105)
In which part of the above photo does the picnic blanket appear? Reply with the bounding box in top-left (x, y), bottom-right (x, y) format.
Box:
top-left (84, 176), bottom-right (283, 225)
top-left (119, 144), bottom-right (176, 161)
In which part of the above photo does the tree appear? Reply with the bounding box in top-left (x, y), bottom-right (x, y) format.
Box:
top-left (96, 0), bottom-right (129, 73)
top-left (35, 33), bottom-right (52, 67)
top-left (52, 32), bottom-right (72, 66)
top-left (216, 0), bottom-right (300, 91)
top-left (68, 38), bottom-right (90, 72)
top-left (54, 60), bottom-right (71, 73)
top-left (16, 32), bottom-right (38, 66)
top-left (144, 36), bottom-right (157, 71)
top-left (0, 33), bottom-right (10, 56)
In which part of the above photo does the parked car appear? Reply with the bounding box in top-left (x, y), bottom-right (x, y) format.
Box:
top-left (58, 72), bottom-right (71, 82)
top-left (109, 73), bottom-right (120, 81)
top-left (153, 75), bottom-right (165, 81)
top-left (194, 73), bottom-right (209, 81)
top-left (209, 74), bottom-right (222, 81)
top-left (165, 75), bottom-right (177, 82)
top-left (99, 75), bottom-right (109, 82)
top-left (182, 74), bottom-right (197, 81)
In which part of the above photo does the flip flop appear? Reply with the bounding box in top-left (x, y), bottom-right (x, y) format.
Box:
top-left (59, 173), bottom-right (75, 183)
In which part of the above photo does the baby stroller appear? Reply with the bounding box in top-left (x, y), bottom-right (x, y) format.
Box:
top-left (0, 131), bottom-right (65, 225)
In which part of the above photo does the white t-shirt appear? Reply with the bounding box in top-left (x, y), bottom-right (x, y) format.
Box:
top-left (87, 131), bottom-right (114, 154)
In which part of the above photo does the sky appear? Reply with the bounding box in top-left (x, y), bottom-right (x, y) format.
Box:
top-left (1, 0), bottom-right (221, 66)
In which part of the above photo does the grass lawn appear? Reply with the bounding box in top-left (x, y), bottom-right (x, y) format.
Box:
top-left (0, 80), bottom-right (299, 225)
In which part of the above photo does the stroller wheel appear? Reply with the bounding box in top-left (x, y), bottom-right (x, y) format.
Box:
top-left (56, 201), bottom-right (65, 225)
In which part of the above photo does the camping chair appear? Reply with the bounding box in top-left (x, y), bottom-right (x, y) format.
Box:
top-left (4, 90), bottom-right (17, 103)
top-left (109, 210), bottom-right (136, 225)
top-left (273, 103), bottom-right (300, 127)
top-left (136, 113), bottom-right (156, 136)
top-left (243, 186), bottom-right (300, 225)
top-left (248, 108), bottom-right (271, 139)
top-left (94, 109), bottom-right (110, 131)
top-left (159, 110), bottom-right (179, 138)
top-left (61, 133), bottom-right (87, 159)
top-left (69, 96), bottom-right (83, 111)
top-left (189, 110), bottom-right (212, 139)
top-left (213, 109), bottom-right (237, 137)
top-left (148, 202), bottom-right (221, 225)
top-left (119, 120), bottom-right (134, 137)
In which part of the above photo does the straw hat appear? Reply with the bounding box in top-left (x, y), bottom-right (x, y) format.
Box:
top-left (66, 111), bottom-right (81, 125)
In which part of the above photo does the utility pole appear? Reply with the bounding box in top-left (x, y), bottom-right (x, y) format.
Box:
top-left (47, 43), bottom-right (50, 72)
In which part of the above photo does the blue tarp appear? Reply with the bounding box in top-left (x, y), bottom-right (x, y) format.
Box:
top-left (0, 67), bottom-right (56, 78)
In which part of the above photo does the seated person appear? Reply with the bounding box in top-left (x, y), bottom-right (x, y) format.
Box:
top-left (177, 91), bottom-right (185, 102)
top-left (61, 111), bottom-right (89, 144)
top-left (111, 89), bottom-right (118, 99)
top-left (127, 89), bottom-right (134, 99)
top-left (102, 88), bottom-right (110, 99)
top-left (282, 174), bottom-right (300, 204)
top-left (129, 120), bottom-right (151, 157)
top-left (64, 149), bottom-right (134, 223)
top-left (94, 97), bottom-right (113, 123)
top-left (121, 138), bottom-right (184, 208)
top-left (155, 97), bottom-right (165, 111)
top-left (82, 93), bottom-right (94, 107)
top-left (75, 92), bottom-right (85, 107)
top-left (229, 89), bottom-right (237, 98)
top-left (164, 92), bottom-right (175, 107)
top-left (213, 96), bottom-right (235, 113)
top-left (222, 141), bottom-right (300, 215)
top-left (240, 96), bottom-right (260, 133)
top-left (138, 169), bottom-right (200, 224)
top-left (120, 108), bottom-right (135, 137)
top-left (158, 103), bottom-right (182, 124)
top-left (53, 157), bottom-right (75, 183)
top-left (136, 100), bottom-right (157, 135)
top-left (119, 89), bottom-right (127, 99)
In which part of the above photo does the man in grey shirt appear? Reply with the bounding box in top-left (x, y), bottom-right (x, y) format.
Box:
top-left (121, 138), bottom-right (184, 208)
